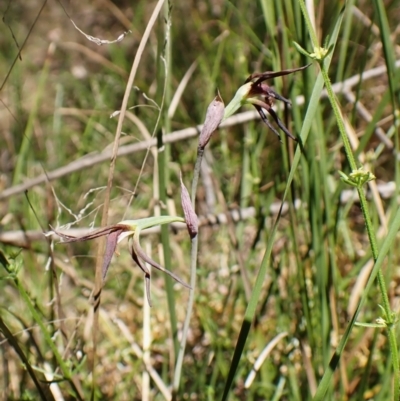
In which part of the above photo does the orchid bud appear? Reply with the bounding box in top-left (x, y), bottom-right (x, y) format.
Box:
top-left (180, 173), bottom-right (198, 238)
top-left (198, 93), bottom-right (225, 149)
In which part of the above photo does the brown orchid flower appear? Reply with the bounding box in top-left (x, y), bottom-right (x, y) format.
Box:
top-left (52, 216), bottom-right (190, 306)
top-left (223, 64), bottom-right (311, 140)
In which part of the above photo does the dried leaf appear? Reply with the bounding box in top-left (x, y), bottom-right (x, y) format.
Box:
top-left (52, 225), bottom-right (129, 243)
top-left (68, 18), bottom-right (131, 46)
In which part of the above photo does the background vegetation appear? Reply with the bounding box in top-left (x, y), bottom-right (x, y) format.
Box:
top-left (0, 0), bottom-right (399, 400)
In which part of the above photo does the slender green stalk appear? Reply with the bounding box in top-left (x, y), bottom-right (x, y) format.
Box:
top-left (314, 201), bottom-right (400, 401)
top-left (297, 0), bottom-right (318, 48)
top-left (191, 149), bottom-right (204, 203)
top-left (357, 187), bottom-right (399, 399)
top-left (172, 232), bottom-right (198, 395)
top-left (320, 27), bottom-right (399, 401)
top-left (297, 0), bottom-right (399, 399)
top-left (319, 68), bottom-right (356, 171)
top-left (157, 148), bottom-right (179, 354)
top-left (172, 146), bottom-right (203, 395)
top-left (173, 94), bottom-right (223, 393)
top-left (157, 0), bottom-right (179, 356)
top-left (13, 44), bottom-right (52, 186)
top-left (372, 0), bottom-right (397, 112)
top-left (173, 94), bottom-right (224, 393)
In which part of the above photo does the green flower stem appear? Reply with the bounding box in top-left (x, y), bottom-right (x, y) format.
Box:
top-left (297, 0), bottom-right (319, 48)
top-left (191, 148), bottom-right (204, 202)
top-left (321, 65), bottom-right (398, 387)
top-left (298, 0), bottom-right (399, 397)
top-left (173, 147), bottom-right (203, 396)
top-left (160, 0), bottom-right (178, 349)
top-left (173, 233), bottom-right (198, 394)
top-left (357, 185), bottom-right (399, 399)
top-left (319, 68), bottom-right (357, 171)
top-left (157, 139), bottom-right (179, 354)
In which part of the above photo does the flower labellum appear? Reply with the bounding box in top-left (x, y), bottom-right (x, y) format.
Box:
top-left (223, 64), bottom-right (311, 140)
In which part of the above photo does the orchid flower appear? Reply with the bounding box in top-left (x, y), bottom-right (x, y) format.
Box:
top-left (223, 64), bottom-right (311, 140)
top-left (52, 216), bottom-right (190, 306)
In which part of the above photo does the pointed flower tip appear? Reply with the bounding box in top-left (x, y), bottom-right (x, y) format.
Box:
top-left (180, 172), bottom-right (198, 238)
top-left (246, 64), bottom-right (311, 84)
top-left (198, 94), bottom-right (225, 149)
top-left (215, 89), bottom-right (223, 103)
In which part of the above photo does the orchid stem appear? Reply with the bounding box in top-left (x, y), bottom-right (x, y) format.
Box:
top-left (173, 146), bottom-right (203, 395)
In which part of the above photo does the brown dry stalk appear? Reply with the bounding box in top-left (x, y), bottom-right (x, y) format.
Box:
top-left (89, 0), bottom-right (166, 390)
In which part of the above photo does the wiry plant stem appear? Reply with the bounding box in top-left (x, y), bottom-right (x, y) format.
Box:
top-left (320, 62), bottom-right (398, 399)
top-left (172, 232), bottom-right (199, 395)
top-left (297, 0), bottom-right (399, 398)
top-left (173, 94), bottom-right (224, 395)
top-left (191, 148), bottom-right (204, 202)
top-left (172, 146), bottom-right (203, 395)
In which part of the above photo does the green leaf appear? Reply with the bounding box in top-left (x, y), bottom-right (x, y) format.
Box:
top-left (121, 215), bottom-right (185, 230)
top-left (292, 41), bottom-right (311, 58)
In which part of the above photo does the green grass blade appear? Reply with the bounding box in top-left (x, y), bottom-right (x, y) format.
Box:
top-left (372, 0), bottom-right (398, 110)
top-left (13, 273), bottom-right (84, 399)
top-left (220, 6), bottom-right (344, 399)
top-left (313, 201), bottom-right (400, 401)
top-left (12, 47), bottom-right (51, 186)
